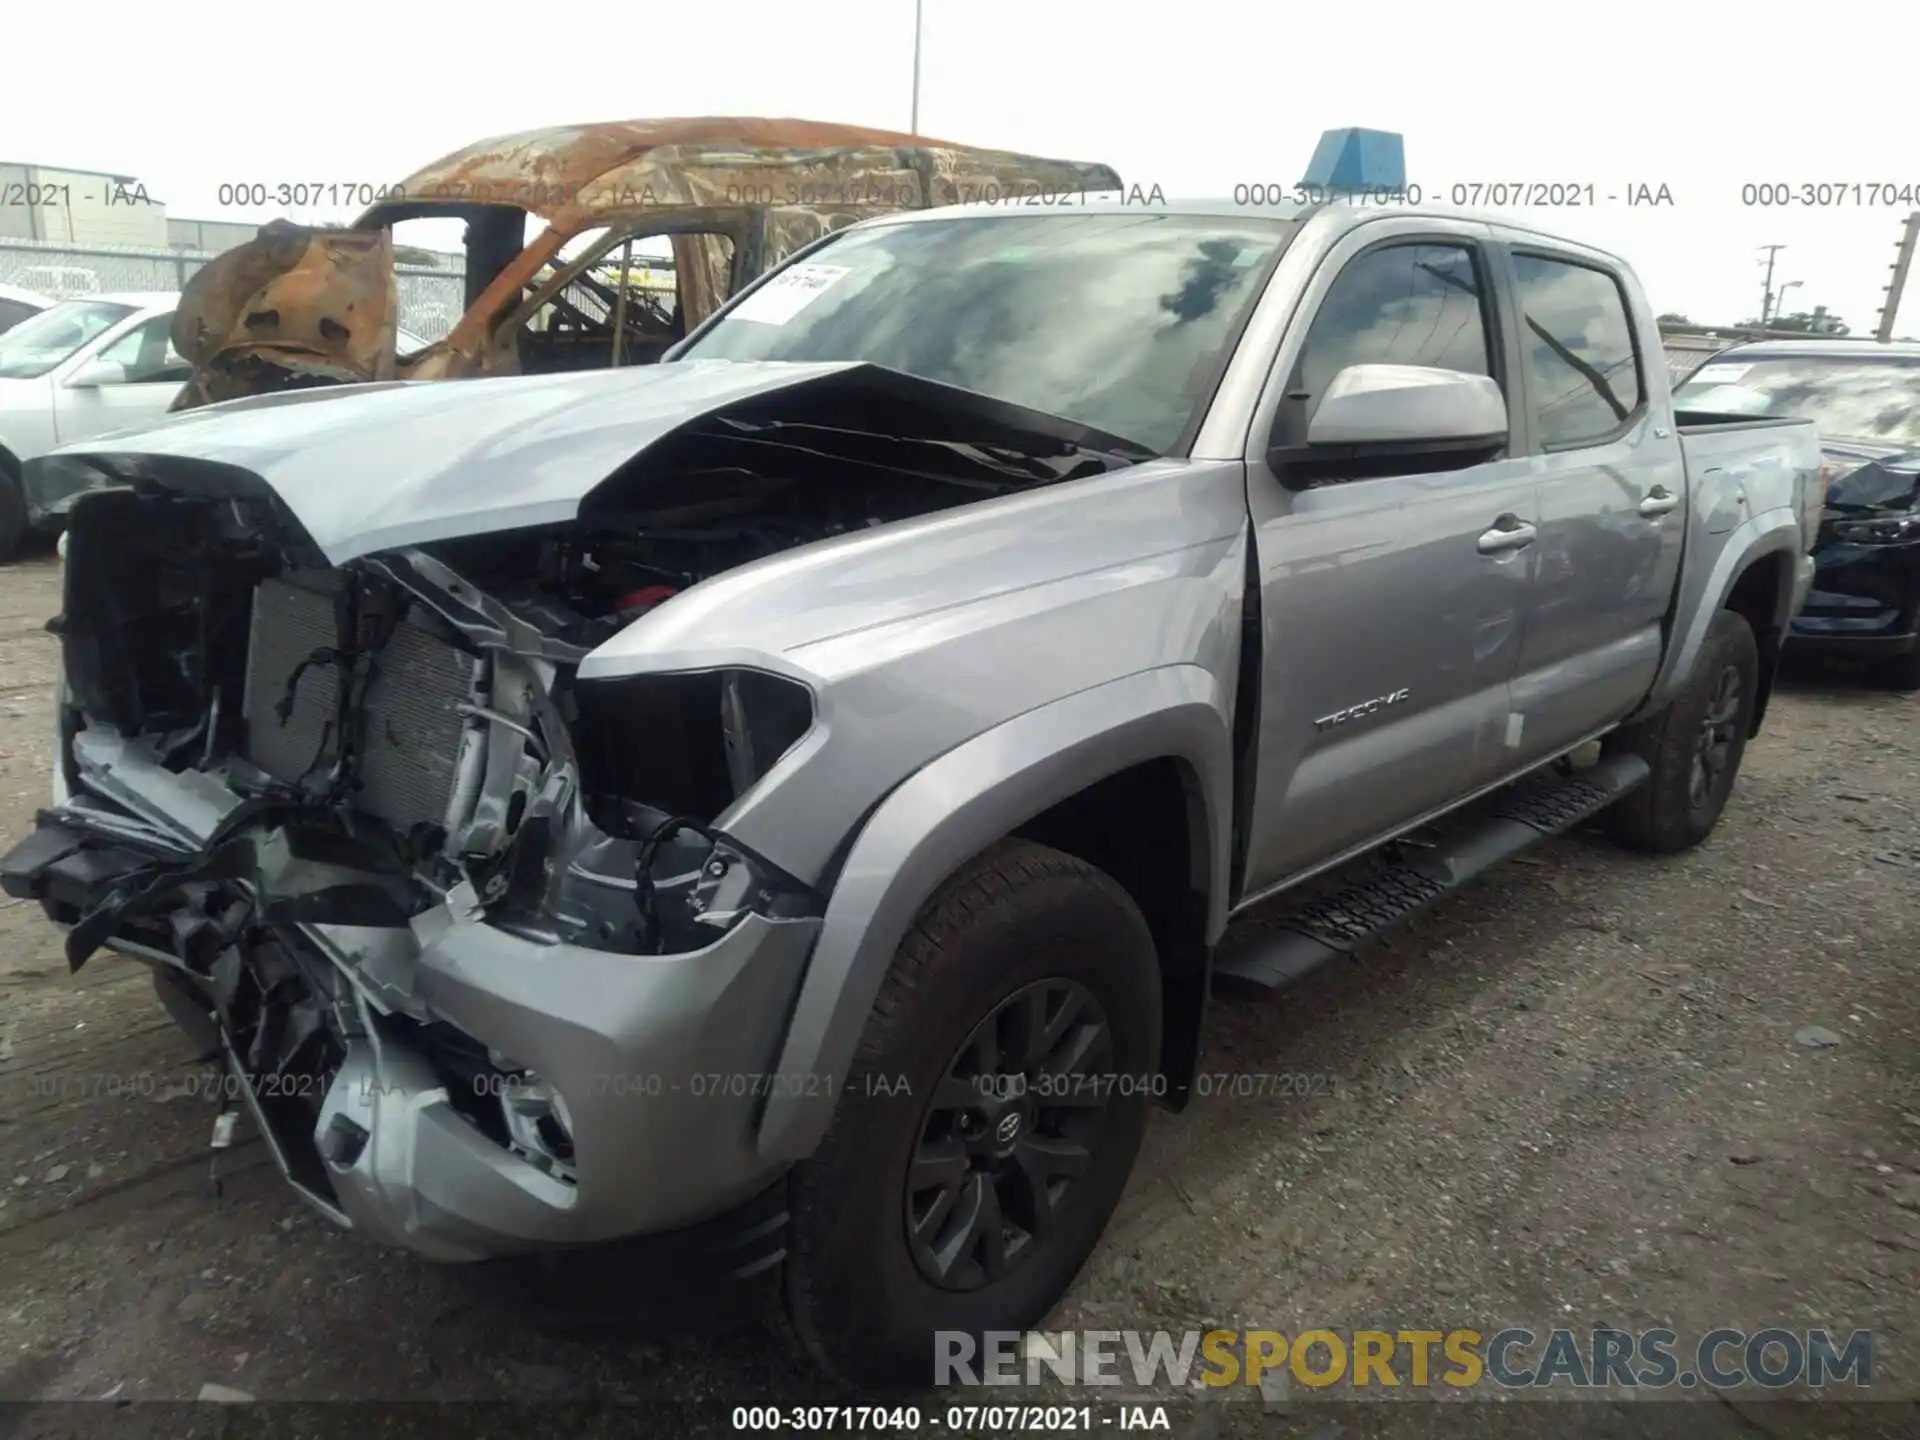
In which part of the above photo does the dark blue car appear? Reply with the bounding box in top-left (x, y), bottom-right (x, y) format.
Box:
top-left (1675, 340), bottom-right (1920, 688)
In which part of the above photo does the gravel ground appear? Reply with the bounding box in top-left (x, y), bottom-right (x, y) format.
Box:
top-left (0, 549), bottom-right (1916, 1437)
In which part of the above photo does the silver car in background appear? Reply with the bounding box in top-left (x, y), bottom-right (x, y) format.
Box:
top-left (0, 298), bottom-right (430, 558)
top-left (0, 293), bottom-right (190, 556)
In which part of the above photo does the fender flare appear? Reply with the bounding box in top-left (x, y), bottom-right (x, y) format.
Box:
top-left (753, 665), bottom-right (1234, 1163)
top-left (1634, 508), bottom-right (1801, 721)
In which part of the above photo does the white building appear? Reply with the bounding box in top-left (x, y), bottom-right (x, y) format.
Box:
top-left (0, 160), bottom-right (169, 248)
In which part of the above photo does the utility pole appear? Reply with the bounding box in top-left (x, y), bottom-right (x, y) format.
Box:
top-left (1757, 244), bottom-right (1785, 329)
top-left (909, 0), bottom-right (924, 135)
top-left (1875, 211), bottom-right (1920, 343)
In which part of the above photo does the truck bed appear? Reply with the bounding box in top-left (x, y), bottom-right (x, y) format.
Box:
top-left (1673, 409), bottom-right (1818, 435)
top-left (1674, 410), bottom-right (1823, 549)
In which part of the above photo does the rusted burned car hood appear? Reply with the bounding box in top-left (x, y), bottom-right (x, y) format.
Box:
top-left (30, 361), bottom-right (1147, 565)
top-left (173, 116), bottom-right (1120, 410)
top-left (171, 223), bottom-right (399, 410)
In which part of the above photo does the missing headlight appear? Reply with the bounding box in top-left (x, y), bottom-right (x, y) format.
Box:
top-left (572, 668), bottom-right (814, 825)
top-left (719, 669), bottom-right (814, 796)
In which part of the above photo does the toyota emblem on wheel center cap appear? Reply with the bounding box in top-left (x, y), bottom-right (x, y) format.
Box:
top-left (995, 1111), bottom-right (1022, 1144)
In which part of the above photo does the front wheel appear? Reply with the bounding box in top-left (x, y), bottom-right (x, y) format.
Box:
top-left (1606, 608), bottom-right (1759, 854)
top-left (785, 839), bottom-right (1161, 1387)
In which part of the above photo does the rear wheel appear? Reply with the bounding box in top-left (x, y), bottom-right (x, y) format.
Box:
top-left (1606, 608), bottom-right (1759, 854)
top-left (784, 839), bottom-right (1160, 1387)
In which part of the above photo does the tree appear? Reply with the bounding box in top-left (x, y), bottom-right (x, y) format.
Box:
top-left (1656, 311), bottom-right (1691, 325)
top-left (1737, 309), bottom-right (1850, 335)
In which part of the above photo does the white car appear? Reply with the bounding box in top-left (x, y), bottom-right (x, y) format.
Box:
top-left (0, 294), bottom-right (429, 558)
top-left (0, 283), bottom-right (52, 335)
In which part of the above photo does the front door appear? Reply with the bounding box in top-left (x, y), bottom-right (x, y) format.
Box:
top-left (1239, 222), bottom-right (1538, 896)
top-left (53, 313), bottom-right (190, 445)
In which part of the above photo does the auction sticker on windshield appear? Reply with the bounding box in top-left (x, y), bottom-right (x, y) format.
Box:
top-left (728, 264), bottom-right (851, 325)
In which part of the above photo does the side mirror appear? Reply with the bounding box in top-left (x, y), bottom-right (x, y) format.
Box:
top-left (1304, 363), bottom-right (1508, 448)
top-left (66, 359), bottom-right (127, 388)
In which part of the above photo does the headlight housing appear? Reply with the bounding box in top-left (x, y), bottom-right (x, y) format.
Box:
top-left (571, 667), bottom-right (815, 826)
top-left (546, 667), bottom-right (823, 956)
top-left (1831, 513), bottom-right (1920, 546)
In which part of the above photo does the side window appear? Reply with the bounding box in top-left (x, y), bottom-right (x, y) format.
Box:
top-left (1298, 242), bottom-right (1494, 414)
top-left (96, 315), bottom-right (187, 384)
top-left (1509, 253), bottom-right (1644, 447)
top-left (0, 298), bottom-right (38, 334)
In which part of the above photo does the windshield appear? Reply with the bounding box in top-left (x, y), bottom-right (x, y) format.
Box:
top-left (679, 212), bottom-right (1296, 453)
top-left (1675, 354), bottom-right (1920, 449)
top-left (0, 300), bottom-right (137, 380)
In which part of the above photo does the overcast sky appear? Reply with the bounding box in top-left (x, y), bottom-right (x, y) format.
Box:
top-left (6, 0), bottom-right (1915, 334)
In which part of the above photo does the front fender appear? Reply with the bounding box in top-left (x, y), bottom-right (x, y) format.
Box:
top-left (1632, 506), bottom-right (1801, 722)
top-left (754, 665), bottom-right (1234, 1163)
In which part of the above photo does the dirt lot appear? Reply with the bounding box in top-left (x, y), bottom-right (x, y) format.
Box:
top-left (1, 548), bottom-right (1917, 1434)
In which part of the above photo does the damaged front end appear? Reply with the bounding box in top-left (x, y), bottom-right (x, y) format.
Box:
top-left (4, 359), bottom-right (1151, 1258)
top-left (1, 484), bottom-right (827, 1258)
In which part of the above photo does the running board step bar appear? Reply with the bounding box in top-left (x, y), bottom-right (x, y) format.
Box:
top-left (1212, 751), bottom-right (1650, 996)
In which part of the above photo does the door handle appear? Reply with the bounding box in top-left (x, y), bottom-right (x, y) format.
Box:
top-left (1476, 515), bottom-right (1537, 554)
top-left (1638, 486), bottom-right (1680, 517)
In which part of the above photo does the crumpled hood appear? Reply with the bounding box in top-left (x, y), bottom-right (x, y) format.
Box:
top-left (24, 357), bottom-right (1147, 565)
top-left (1824, 445), bottom-right (1920, 511)
top-left (27, 360), bottom-right (866, 562)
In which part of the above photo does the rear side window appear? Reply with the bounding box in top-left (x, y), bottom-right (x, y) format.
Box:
top-left (1297, 242), bottom-right (1494, 417)
top-left (1510, 253), bottom-right (1644, 447)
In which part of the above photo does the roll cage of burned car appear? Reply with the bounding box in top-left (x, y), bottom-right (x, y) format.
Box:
top-left (167, 117), bottom-right (1122, 409)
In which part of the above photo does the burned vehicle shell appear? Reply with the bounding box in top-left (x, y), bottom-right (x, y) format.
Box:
top-left (170, 116), bottom-right (1122, 409)
top-left (3, 361), bottom-right (1154, 1256)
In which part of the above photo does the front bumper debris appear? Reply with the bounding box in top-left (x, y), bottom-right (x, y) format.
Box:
top-left (2, 813), bottom-right (817, 1259)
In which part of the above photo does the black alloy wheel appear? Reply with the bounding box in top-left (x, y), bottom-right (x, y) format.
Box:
top-left (905, 978), bottom-right (1113, 1291)
top-left (1688, 662), bottom-right (1745, 813)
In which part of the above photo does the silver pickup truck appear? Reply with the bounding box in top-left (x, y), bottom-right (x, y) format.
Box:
top-left (5, 198), bottom-right (1821, 1384)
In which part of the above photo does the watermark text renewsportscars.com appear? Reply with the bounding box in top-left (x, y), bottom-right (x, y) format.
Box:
top-left (936, 1326), bottom-right (1873, 1393)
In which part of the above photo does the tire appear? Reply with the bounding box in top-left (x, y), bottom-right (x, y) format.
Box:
top-left (0, 464), bottom-right (28, 563)
top-left (1606, 608), bottom-right (1760, 854)
top-left (1875, 647), bottom-right (1920, 692)
top-left (785, 839), bottom-right (1161, 1388)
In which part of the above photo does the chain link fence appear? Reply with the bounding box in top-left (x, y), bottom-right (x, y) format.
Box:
top-left (1663, 336), bottom-right (1729, 387)
top-left (0, 237), bottom-right (466, 343)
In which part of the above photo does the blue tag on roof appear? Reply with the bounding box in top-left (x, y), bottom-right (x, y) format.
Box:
top-left (1301, 128), bottom-right (1406, 191)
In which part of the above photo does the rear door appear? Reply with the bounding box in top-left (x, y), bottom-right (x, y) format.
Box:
top-left (1495, 240), bottom-right (1685, 766)
top-left (1239, 216), bottom-right (1538, 895)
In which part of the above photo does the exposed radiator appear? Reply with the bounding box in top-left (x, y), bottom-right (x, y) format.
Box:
top-left (240, 575), bottom-right (479, 834)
